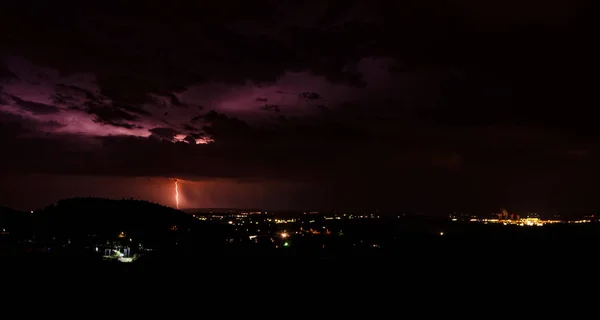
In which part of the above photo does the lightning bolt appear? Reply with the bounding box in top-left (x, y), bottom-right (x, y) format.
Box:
top-left (174, 179), bottom-right (180, 209)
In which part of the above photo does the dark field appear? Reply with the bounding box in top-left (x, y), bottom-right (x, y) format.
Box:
top-left (3, 220), bottom-right (598, 297)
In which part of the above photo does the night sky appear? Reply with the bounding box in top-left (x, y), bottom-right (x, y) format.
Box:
top-left (0, 1), bottom-right (596, 213)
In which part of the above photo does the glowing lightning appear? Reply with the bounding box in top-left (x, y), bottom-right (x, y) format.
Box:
top-left (174, 179), bottom-right (179, 209)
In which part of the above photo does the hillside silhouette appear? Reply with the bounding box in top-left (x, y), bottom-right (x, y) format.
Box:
top-left (0, 206), bottom-right (32, 236)
top-left (31, 197), bottom-right (233, 250)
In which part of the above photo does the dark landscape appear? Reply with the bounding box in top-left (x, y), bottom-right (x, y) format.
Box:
top-left (2, 198), bottom-right (599, 284)
top-left (0, 1), bottom-right (597, 301)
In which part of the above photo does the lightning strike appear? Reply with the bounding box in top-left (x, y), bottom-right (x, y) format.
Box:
top-left (174, 179), bottom-right (179, 209)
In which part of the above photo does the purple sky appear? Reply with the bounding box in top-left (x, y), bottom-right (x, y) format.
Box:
top-left (0, 1), bottom-right (597, 213)
top-left (0, 56), bottom-right (410, 139)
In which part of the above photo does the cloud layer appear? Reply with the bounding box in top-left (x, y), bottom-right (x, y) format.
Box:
top-left (0, 1), bottom-right (597, 211)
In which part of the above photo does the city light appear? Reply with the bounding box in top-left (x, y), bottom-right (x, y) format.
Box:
top-left (461, 217), bottom-right (585, 226)
top-left (280, 232), bottom-right (288, 238)
top-left (451, 209), bottom-right (594, 226)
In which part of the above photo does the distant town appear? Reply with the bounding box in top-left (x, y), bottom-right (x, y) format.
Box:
top-left (448, 208), bottom-right (596, 226)
top-left (186, 208), bottom-right (597, 229)
top-left (3, 198), bottom-right (600, 267)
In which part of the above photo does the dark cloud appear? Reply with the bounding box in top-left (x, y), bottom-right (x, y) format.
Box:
top-left (0, 2), bottom-right (377, 109)
top-left (50, 93), bottom-right (76, 106)
top-left (2, 3), bottom-right (593, 126)
top-left (183, 124), bottom-right (199, 132)
top-left (200, 111), bottom-right (253, 141)
top-left (299, 92), bottom-right (322, 101)
top-left (0, 111), bottom-right (65, 138)
top-left (86, 103), bottom-right (140, 128)
top-left (148, 127), bottom-right (179, 141)
top-left (10, 95), bottom-right (61, 114)
top-left (54, 84), bottom-right (102, 103)
top-left (0, 62), bottom-right (16, 81)
top-left (0, 92), bottom-right (9, 105)
top-left (1, 101), bottom-right (599, 212)
top-left (52, 84), bottom-right (152, 129)
top-left (183, 135), bottom-right (196, 145)
top-left (164, 92), bottom-right (184, 107)
top-left (113, 102), bottom-right (152, 117)
top-left (0, 1), bottom-right (596, 211)
top-left (260, 104), bottom-right (280, 112)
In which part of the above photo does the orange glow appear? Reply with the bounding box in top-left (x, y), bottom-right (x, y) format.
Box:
top-left (174, 179), bottom-right (179, 209)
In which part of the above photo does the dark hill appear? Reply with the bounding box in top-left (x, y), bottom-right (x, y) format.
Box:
top-left (0, 206), bottom-right (32, 236)
top-left (33, 198), bottom-right (233, 248)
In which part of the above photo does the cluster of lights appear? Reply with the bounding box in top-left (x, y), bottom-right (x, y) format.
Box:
top-left (462, 217), bottom-right (590, 226)
top-left (274, 219), bottom-right (296, 224)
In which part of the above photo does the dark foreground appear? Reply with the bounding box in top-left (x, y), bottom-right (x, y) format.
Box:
top-left (3, 238), bottom-right (595, 278)
top-left (1, 244), bottom-right (594, 311)
top-left (3, 220), bottom-right (600, 303)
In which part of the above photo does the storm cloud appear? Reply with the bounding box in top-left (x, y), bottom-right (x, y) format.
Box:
top-left (0, 0), bottom-right (596, 211)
